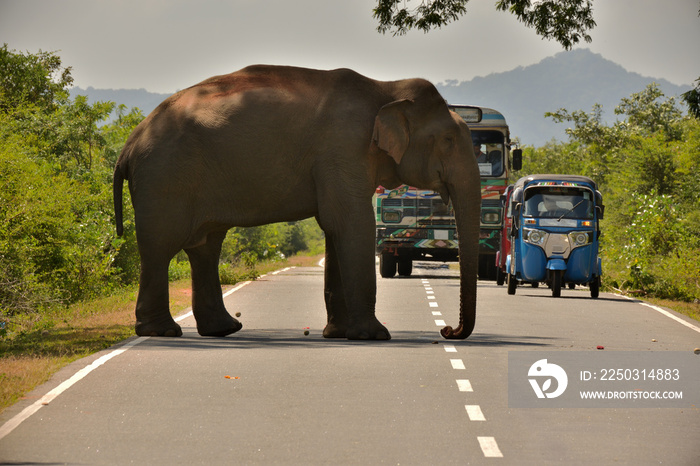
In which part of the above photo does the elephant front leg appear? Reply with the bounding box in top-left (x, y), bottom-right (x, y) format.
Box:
top-left (322, 235), bottom-right (349, 338)
top-left (135, 256), bottom-right (183, 337)
top-left (321, 211), bottom-right (390, 340)
top-left (185, 230), bottom-right (242, 337)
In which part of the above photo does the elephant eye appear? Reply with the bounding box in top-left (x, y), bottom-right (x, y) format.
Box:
top-left (442, 135), bottom-right (455, 149)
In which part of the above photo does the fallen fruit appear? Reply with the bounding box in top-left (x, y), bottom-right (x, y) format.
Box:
top-left (235, 312), bottom-right (241, 317)
top-left (694, 348), bottom-right (700, 355)
top-left (596, 346), bottom-right (604, 350)
top-left (651, 339), bottom-right (657, 342)
top-left (304, 330), bottom-right (309, 336)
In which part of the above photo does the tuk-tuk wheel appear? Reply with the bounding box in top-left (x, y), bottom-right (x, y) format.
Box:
top-left (551, 270), bottom-right (562, 298)
top-left (590, 276), bottom-right (600, 298)
top-left (507, 273), bottom-right (517, 295)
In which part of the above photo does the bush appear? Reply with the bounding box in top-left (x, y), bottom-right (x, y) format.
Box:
top-left (0, 137), bottom-right (122, 314)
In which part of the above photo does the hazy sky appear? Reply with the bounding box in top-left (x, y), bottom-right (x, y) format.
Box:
top-left (1, 0), bottom-right (698, 94)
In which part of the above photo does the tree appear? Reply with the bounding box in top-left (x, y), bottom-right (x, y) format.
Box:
top-left (1, 45), bottom-right (115, 174)
top-left (0, 43), bottom-right (73, 112)
top-left (682, 78), bottom-right (700, 119)
top-left (680, 7), bottom-right (700, 119)
top-left (373, 0), bottom-right (596, 49)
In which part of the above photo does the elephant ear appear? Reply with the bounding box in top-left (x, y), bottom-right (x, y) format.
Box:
top-left (372, 99), bottom-right (413, 164)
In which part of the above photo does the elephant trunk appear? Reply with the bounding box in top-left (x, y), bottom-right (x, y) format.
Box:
top-left (440, 178), bottom-right (480, 339)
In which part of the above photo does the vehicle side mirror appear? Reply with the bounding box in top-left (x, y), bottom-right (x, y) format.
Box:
top-left (511, 203), bottom-right (522, 236)
top-left (512, 149), bottom-right (522, 171)
top-left (596, 204), bottom-right (605, 220)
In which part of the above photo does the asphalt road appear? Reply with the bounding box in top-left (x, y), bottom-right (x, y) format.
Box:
top-left (1, 262), bottom-right (699, 465)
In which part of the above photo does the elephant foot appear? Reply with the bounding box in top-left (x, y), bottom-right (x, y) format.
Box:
top-left (196, 311), bottom-right (242, 337)
top-left (135, 316), bottom-right (183, 337)
top-left (346, 318), bottom-right (391, 341)
top-left (322, 322), bottom-right (347, 338)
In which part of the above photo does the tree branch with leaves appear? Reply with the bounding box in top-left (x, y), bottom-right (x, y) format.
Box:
top-left (373, 0), bottom-right (596, 49)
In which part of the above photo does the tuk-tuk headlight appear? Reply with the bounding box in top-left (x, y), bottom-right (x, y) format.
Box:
top-left (569, 231), bottom-right (592, 247)
top-left (524, 228), bottom-right (548, 246)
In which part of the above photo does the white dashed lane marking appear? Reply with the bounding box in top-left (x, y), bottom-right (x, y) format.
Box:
top-left (478, 437), bottom-right (504, 458)
top-left (422, 278), bottom-right (504, 459)
top-left (450, 359), bottom-right (466, 370)
top-left (465, 405), bottom-right (486, 421)
top-left (456, 379), bottom-right (473, 392)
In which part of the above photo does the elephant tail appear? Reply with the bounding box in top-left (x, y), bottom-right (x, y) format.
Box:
top-left (113, 162), bottom-right (126, 237)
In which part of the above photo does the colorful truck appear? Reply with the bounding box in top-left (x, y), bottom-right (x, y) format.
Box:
top-left (375, 105), bottom-right (522, 278)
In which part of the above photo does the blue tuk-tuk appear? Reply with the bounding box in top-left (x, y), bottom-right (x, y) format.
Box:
top-left (506, 175), bottom-right (604, 298)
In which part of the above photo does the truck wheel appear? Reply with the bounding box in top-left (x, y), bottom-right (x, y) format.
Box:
top-left (496, 267), bottom-right (504, 286)
top-left (398, 258), bottom-right (413, 277)
top-left (551, 270), bottom-right (562, 297)
top-left (379, 253), bottom-right (397, 278)
top-left (507, 273), bottom-right (517, 295)
top-left (590, 276), bottom-right (600, 298)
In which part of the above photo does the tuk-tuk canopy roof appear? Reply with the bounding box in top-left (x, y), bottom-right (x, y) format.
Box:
top-left (513, 174), bottom-right (598, 191)
top-left (511, 174), bottom-right (602, 207)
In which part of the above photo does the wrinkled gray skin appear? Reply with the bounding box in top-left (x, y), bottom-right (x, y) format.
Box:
top-left (113, 65), bottom-right (480, 340)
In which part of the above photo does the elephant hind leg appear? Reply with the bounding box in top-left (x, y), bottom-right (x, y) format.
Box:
top-left (185, 229), bottom-right (242, 337)
top-left (135, 256), bottom-right (183, 337)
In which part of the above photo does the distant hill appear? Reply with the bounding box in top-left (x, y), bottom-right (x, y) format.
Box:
top-left (436, 49), bottom-right (691, 146)
top-left (70, 87), bottom-right (172, 120)
top-left (72, 49), bottom-right (692, 146)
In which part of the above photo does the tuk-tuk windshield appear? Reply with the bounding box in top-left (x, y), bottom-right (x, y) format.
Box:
top-left (523, 187), bottom-right (594, 219)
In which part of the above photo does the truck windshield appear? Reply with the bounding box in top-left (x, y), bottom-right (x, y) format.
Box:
top-left (523, 187), bottom-right (594, 219)
top-left (471, 130), bottom-right (504, 177)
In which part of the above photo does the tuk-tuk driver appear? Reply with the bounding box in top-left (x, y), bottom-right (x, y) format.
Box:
top-left (542, 196), bottom-right (564, 217)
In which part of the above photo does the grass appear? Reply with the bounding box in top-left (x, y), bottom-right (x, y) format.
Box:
top-left (0, 255), bottom-right (322, 415)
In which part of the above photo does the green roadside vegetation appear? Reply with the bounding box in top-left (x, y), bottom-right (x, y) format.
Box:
top-left (1, 46), bottom-right (698, 415)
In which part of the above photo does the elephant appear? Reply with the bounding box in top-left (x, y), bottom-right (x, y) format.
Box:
top-left (113, 65), bottom-right (481, 340)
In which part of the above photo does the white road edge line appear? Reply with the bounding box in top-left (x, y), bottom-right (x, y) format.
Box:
top-left (620, 295), bottom-right (700, 334)
top-left (0, 267), bottom-right (280, 441)
top-left (175, 280), bottom-right (253, 323)
top-left (0, 336), bottom-right (147, 441)
top-left (478, 437), bottom-right (504, 458)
